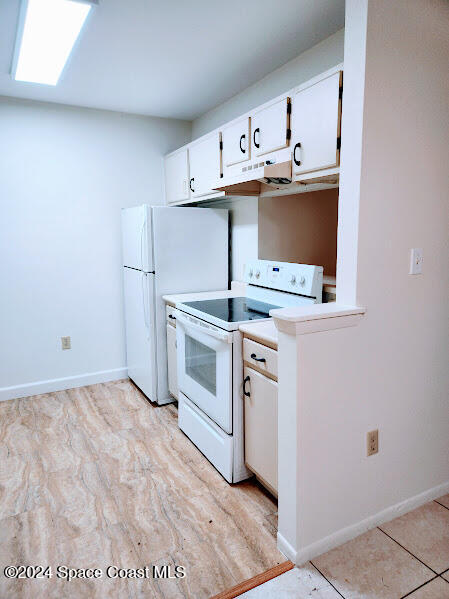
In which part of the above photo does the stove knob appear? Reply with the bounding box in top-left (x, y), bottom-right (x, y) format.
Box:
top-left (290, 275), bottom-right (296, 285)
top-left (255, 270), bottom-right (261, 279)
top-left (248, 269), bottom-right (253, 278)
top-left (299, 276), bottom-right (306, 286)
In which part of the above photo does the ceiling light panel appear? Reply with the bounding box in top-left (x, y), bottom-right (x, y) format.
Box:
top-left (13, 0), bottom-right (95, 86)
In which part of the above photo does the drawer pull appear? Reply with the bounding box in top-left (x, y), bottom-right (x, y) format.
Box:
top-left (168, 314), bottom-right (176, 320)
top-left (243, 375), bottom-right (251, 397)
top-left (250, 353), bottom-right (266, 363)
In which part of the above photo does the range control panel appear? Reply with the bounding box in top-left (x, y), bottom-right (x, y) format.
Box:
top-left (243, 259), bottom-right (323, 299)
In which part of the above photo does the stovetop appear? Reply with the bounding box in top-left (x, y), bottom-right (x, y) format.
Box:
top-left (182, 297), bottom-right (281, 324)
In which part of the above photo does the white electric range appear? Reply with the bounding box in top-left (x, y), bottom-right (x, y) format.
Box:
top-left (175, 259), bottom-right (323, 483)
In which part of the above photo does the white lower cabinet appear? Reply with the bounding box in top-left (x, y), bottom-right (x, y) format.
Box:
top-left (166, 320), bottom-right (178, 400)
top-left (243, 365), bottom-right (278, 495)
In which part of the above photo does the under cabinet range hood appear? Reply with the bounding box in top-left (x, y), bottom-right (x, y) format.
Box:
top-left (212, 148), bottom-right (293, 196)
top-left (212, 147), bottom-right (340, 197)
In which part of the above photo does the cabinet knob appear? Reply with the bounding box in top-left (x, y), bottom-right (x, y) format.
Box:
top-left (189, 177), bottom-right (195, 192)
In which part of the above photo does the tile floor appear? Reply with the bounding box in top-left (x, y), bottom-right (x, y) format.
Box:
top-left (241, 496), bottom-right (449, 598)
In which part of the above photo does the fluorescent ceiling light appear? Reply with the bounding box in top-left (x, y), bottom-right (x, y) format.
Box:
top-left (12, 0), bottom-right (95, 86)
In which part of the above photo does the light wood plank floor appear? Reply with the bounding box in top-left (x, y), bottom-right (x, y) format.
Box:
top-left (0, 380), bottom-right (283, 598)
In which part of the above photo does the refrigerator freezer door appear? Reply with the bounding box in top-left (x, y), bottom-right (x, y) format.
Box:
top-left (151, 207), bottom-right (229, 403)
top-left (123, 268), bottom-right (157, 401)
top-left (121, 205), bottom-right (153, 272)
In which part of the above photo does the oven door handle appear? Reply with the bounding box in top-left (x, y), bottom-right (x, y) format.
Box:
top-left (175, 313), bottom-right (233, 343)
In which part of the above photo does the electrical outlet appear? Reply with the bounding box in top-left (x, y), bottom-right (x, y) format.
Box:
top-left (61, 336), bottom-right (71, 350)
top-left (409, 248), bottom-right (423, 275)
top-left (367, 430), bottom-right (378, 456)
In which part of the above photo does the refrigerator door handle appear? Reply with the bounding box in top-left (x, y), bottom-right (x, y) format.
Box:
top-left (140, 207), bottom-right (147, 271)
top-left (141, 272), bottom-right (149, 337)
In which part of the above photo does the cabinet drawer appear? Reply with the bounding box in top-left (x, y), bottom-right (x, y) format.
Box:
top-left (243, 338), bottom-right (277, 379)
top-left (166, 305), bottom-right (177, 327)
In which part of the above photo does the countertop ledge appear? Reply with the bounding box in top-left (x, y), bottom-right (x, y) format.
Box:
top-left (270, 304), bottom-right (366, 335)
top-left (239, 320), bottom-right (278, 349)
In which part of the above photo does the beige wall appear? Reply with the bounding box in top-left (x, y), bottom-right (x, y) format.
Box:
top-left (279, 0), bottom-right (449, 560)
top-left (258, 189), bottom-right (338, 276)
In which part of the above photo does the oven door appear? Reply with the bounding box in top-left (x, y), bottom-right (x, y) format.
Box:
top-left (176, 312), bottom-right (233, 434)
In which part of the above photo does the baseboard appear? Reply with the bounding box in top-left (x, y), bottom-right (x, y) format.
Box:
top-left (0, 367), bottom-right (128, 402)
top-left (277, 532), bottom-right (297, 562)
top-left (285, 479), bottom-right (449, 565)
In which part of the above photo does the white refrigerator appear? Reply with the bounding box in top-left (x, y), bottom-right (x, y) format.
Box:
top-left (121, 205), bottom-right (228, 405)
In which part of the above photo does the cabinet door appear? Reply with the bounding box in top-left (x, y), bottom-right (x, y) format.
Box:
top-left (292, 71), bottom-right (342, 175)
top-left (221, 116), bottom-right (251, 167)
top-left (243, 366), bottom-right (278, 493)
top-left (189, 133), bottom-right (222, 198)
top-left (166, 323), bottom-right (178, 400)
top-left (251, 96), bottom-right (291, 158)
top-left (164, 149), bottom-right (189, 204)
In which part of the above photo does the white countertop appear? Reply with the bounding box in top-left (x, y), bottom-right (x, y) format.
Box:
top-left (239, 320), bottom-right (278, 349)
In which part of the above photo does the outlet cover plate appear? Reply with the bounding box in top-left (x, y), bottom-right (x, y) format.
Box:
top-left (367, 429), bottom-right (379, 456)
top-left (61, 336), bottom-right (71, 350)
top-left (409, 248), bottom-right (423, 275)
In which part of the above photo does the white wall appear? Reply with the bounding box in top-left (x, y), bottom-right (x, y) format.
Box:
top-left (279, 0), bottom-right (449, 561)
top-left (0, 97), bottom-right (191, 399)
top-left (192, 29), bottom-right (344, 138)
top-left (203, 197), bottom-right (258, 282)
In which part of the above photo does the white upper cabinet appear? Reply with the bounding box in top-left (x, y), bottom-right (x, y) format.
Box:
top-left (164, 149), bottom-right (190, 205)
top-left (189, 132), bottom-right (222, 198)
top-left (163, 66), bottom-right (344, 204)
top-left (221, 116), bottom-right (251, 168)
top-left (291, 70), bottom-right (342, 175)
top-left (251, 96), bottom-right (291, 158)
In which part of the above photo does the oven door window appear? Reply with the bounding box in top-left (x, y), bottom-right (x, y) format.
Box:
top-left (176, 318), bottom-right (233, 434)
top-left (185, 335), bottom-right (217, 396)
